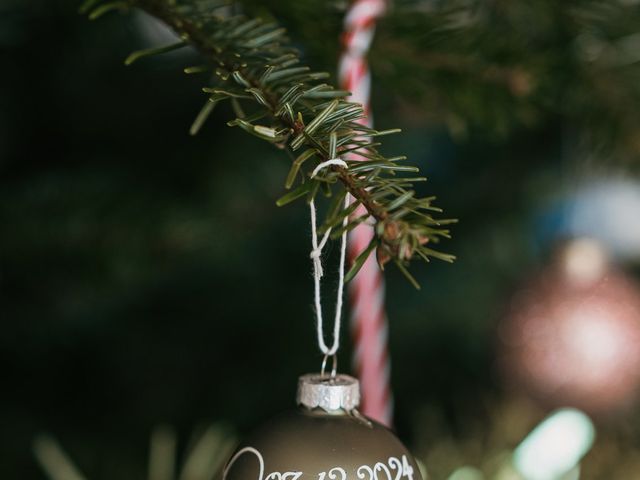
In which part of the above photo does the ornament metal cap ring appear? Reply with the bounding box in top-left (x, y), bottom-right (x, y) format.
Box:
top-left (320, 353), bottom-right (338, 377)
top-left (297, 372), bottom-right (361, 413)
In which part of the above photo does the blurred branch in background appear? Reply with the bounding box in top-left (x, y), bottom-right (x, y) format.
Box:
top-left (253, 0), bottom-right (640, 161)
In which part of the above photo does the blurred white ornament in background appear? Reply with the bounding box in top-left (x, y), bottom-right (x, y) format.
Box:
top-left (566, 177), bottom-right (640, 261)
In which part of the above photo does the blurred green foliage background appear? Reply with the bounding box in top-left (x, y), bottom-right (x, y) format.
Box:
top-left (3, 1), bottom-right (640, 479)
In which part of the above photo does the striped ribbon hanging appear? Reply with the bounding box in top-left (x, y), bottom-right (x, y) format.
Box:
top-left (338, 0), bottom-right (393, 427)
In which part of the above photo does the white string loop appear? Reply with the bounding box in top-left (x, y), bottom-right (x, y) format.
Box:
top-left (309, 158), bottom-right (349, 357)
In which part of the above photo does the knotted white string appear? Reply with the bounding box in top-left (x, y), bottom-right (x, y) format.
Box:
top-left (309, 158), bottom-right (349, 356)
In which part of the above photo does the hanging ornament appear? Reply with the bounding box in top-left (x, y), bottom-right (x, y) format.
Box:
top-left (222, 160), bottom-right (422, 480)
top-left (498, 238), bottom-right (640, 414)
top-left (221, 2), bottom-right (420, 471)
top-left (222, 371), bottom-right (422, 480)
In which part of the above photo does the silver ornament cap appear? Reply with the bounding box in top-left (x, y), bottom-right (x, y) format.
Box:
top-left (296, 373), bottom-right (360, 412)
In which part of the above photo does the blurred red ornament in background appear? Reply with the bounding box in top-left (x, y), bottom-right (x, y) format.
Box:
top-left (498, 239), bottom-right (640, 414)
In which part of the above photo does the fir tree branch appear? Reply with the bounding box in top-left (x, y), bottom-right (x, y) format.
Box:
top-left (83, 0), bottom-right (455, 284)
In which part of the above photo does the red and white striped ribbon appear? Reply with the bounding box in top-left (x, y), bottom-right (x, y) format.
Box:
top-left (338, 0), bottom-right (393, 426)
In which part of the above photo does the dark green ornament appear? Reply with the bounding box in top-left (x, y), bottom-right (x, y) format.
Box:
top-left (223, 374), bottom-right (423, 480)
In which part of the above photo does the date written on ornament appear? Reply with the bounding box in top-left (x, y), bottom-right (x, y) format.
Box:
top-left (224, 447), bottom-right (415, 480)
top-left (315, 456), bottom-right (414, 480)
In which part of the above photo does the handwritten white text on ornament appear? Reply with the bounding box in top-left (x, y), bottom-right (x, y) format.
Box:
top-left (223, 446), bottom-right (415, 480)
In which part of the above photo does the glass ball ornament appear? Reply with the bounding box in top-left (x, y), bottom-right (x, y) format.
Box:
top-left (498, 239), bottom-right (640, 414)
top-left (222, 373), bottom-right (422, 480)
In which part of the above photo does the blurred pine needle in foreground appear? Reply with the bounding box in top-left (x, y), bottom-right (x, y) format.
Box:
top-left (33, 424), bottom-right (235, 480)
